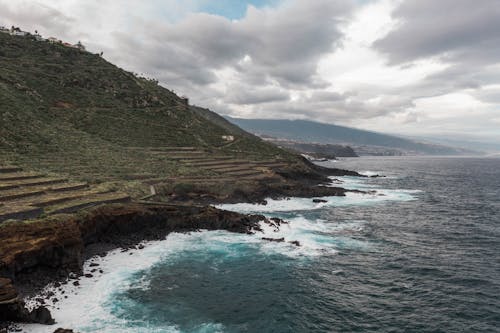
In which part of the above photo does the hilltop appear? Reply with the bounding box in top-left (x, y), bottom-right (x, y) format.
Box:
top-left (226, 117), bottom-right (481, 156)
top-left (0, 31), bottom-right (358, 223)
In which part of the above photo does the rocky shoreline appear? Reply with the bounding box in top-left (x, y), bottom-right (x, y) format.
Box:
top-left (158, 163), bottom-right (365, 205)
top-left (0, 203), bottom-right (276, 331)
top-left (0, 165), bottom-right (365, 332)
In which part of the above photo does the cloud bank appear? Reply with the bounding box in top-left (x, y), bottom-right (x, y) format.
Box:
top-left (1, 0), bottom-right (499, 142)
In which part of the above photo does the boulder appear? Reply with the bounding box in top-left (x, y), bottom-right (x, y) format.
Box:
top-left (262, 237), bottom-right (285, 243)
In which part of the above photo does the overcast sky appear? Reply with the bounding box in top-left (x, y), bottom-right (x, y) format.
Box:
top-left (1, 0), bottom-right (500, 142)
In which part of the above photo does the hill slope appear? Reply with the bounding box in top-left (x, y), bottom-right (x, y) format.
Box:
top-left (2, 31), bottom-right (357, 220)
top-left (0, 32), bottom-right (298, 184)
top-left (226, 117), bottom-right (480, 156)
top-left (1, 31), bottom-right (363, 222)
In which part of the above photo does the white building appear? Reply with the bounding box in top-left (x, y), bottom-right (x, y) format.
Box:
top-left (9, 26), bottom-right (27, 36)
top-left (10, 30), bottom-right (27, 36)
top-left (222, 135), bottom-right (235, 142)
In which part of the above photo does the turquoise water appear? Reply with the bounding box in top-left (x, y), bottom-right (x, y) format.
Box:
top-left (22, 157), bottom-right (500, 332)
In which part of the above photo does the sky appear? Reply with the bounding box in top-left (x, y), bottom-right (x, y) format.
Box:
top-left (1, 0), bottom-right (499, 143)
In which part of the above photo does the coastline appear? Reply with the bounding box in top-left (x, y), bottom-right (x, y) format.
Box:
top-left (0, 165), bottom-right (365, 332)
top-left (0, 203), bottom-right (271, 331)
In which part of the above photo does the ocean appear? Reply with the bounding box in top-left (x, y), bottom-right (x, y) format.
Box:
top-left (21, 156), bottom-right (500, 333)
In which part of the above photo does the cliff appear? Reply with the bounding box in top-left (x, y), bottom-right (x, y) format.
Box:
top-left (0, 203), bottom-right (272, 326)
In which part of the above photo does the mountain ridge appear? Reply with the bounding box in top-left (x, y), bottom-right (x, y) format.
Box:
top-left (226, 117), bottom-right (482, 156)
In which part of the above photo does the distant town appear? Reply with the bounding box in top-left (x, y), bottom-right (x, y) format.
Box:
top-left (0, 25), bottom-right (86, 51)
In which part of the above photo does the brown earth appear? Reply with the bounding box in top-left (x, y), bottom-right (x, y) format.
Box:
top-left (0, 203), bottom-right (275, 328)
top-left (0, 157), bottom-right (365, 329)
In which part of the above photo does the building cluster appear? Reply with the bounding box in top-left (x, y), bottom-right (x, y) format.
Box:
top-left (222, 135), bottom-right (235, 142)
top-left (0, 25), bottom-right (86, 51)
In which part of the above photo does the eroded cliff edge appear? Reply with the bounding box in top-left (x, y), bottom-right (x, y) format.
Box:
top-left (0, 203), bottom-right (271, 328)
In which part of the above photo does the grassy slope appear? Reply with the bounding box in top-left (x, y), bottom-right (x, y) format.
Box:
top-left (0, 33), bottom-right (295, 185)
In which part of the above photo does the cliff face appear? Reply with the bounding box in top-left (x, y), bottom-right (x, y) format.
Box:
top-left (0, 219), bottom-right (83, 279)
top-left (0, 277), bottom-right (54, 327)
top-left (0, 278), bottom-right (17, 305)
top-left (0, 203), bottom-right (268, 326)
top-left (0, 204), bottom-right (263, 281)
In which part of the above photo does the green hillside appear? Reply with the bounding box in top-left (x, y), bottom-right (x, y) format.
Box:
top-left (0, 32), bottom-right (295, 185)
top-left (0, 31), bottom-right (335, 223)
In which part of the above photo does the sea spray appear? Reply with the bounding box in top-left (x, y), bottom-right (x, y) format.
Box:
top-left (19, 168), bottom-right (427, 333)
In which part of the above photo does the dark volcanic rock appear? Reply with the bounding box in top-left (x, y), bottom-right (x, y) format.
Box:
top-left (0, 278), bottom-right (17, 304)
top-left (270, 217), bottom-right (287, 225)
top-left (0, 279), bottom-right (54, 325)
top-left (0, 203), bottom-right (269, 326)
top-left (0, 200), bottom-right (343, 326)
top-left (312, 199), bottom-right (328, 203)
top-left (54, 329), bottom-right (78, 333)
top-left (262, 237), bottom-right (285, 243)
top-left (28, 305), bottom-right (55, 325)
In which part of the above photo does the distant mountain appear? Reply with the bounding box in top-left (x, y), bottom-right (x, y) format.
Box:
top-left (226, 117), bottom-right (482, 156)
top-left (406, 136), bottom-right (500, 154)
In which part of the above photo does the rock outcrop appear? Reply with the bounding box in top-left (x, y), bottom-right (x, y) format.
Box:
top-left (0, 203), bottom-right (267, 327)
top-left (0, 278), bottom-right (54, 326)
top-left (0, 278), bottom-right (18, 305)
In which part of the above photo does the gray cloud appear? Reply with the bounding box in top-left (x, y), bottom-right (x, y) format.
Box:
top-left (374, 0), bottom-right (500, 66)
top-left (368, 0), bottom-right (500, 141)
top-left (372, 0), bottom-right (500, 105)
top-left (225, 84), bottom-right (290, 105)
top-left (2, 0), bottom-right (499, 142)
top-left (0, 1), bottom-right (76, 39)
top-left (108, 0), bottom-right (354, 90)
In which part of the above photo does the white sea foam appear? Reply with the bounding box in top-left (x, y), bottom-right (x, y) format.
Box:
top-left (18, 173), bottom-right (417, 333)
top-left (20, 240), bottom-right (173, 332)
top-left (254, 216), bottom-right (369, 257)
top-left (19, 232), bottom-right (240, 333)
top-left (358, 170), bottom-right (380, 177)
top-left (216, 189), bottom-right (417, 214)
top-left (17, 217), bottom-right (370, 332)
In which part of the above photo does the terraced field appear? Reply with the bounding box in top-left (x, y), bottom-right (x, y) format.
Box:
top-left (128, 147), bottom-right (289, 186)
top-left (0, 166), bottom-right (130, 223)
top-left (0, 147), bottom-right (291, 223)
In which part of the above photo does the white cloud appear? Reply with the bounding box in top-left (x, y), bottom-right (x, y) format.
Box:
top-left (0, 0), bottom-right (499, 142)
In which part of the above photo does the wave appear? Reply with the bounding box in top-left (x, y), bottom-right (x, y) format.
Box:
top-left (19, 216), bottom-right (373, 332)
top-left (19, 172), bottom-right (417, 333)
top-left (21, 232), bottom-right (246, 333)
top-left (216, 190), bottom-right (418, 214)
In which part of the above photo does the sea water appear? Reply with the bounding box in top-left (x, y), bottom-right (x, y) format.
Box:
top-left (20, 157), bottom-right (500, 332)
